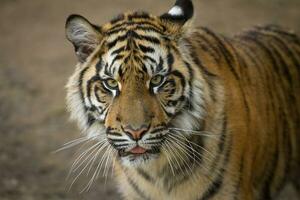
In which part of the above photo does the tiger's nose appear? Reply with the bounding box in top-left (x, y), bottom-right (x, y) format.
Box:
top-left (122, 124), bottom-right (149, 141)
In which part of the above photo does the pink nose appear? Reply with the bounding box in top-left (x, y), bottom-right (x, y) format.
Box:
top-left (123, 125), bottom-right (149, 141)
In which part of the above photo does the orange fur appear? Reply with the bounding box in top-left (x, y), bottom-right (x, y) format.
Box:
top-left (65, 6), bottom-right (300, 200)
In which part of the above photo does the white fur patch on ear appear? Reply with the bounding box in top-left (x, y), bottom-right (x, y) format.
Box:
top-left (168, 6), bottom-right (183, 16)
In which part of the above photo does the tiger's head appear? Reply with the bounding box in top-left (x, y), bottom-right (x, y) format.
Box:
top-left (65, 0), bottom-right (206, 166)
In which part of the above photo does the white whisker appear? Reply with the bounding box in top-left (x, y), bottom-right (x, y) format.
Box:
top-left (165, 138), bottom-right (193, 176)
top-left (173, 132), bottom-right (215, 158)
top-left (80, 142), bottom-right (110, 193)
top-left (168, 133), bottom-right (214, 164)
top-left (161, 145), bottom-right (175, 175)
top-left (166, 132), bottom-right (215, 181)
top-left (71, 141), bottom-right (104, 173)
top-left (87, 141), bottom-right (109, 176)
top-left (165, 140), bottom-right (184, 175)
top-left (104, 147), bottom-right (115, 183)
top-left (53, 136), bottom-right (97, 153)
top-left (168, 127), bottom-right (221, 138)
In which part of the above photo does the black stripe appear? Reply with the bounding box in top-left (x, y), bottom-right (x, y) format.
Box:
top-left (110, 14), bottom-right (125, 24)
top-left (243, 32), bottom-right (281, 75)
top-left (139, 63), bottom-right (148, 75)
top-left (160, 103), bottom-right (174, 117)
top-left (107, 131), bottom-right (122, 136)
top-left (199, 132), bottom-right (231, 200)
top-left (235, 40), bottom-right (264, 79)
top-left (191, 52), bottom-right (217, 78)
top-left (202, 28), bottom-right (240, 80)
top-left (234, 154), bottom-right (245, 200)
top-left (263, 25), bottom-right (300, 46)
top-left (226, 42), bottom-right (251, 121)
top-left (128, 11), bottom-right (150, 21)
top-left (209, 116), bottom-right (227, 173)
top-left (170, 70), bottom-right (186, 89)
top-left (79, 67), bottom-right (89, 112)
top-left (260, 141), bottom-right (279, 200)
top-left (150, 127), bottom-right (166, 134)
top-left (107, 34), bottom-right (129, 49)
top-left (127, 30), bottom-right (160, 44)
top-left (252, 32), bottom-right (298, 114)
top-left (106, 25), bottom-right (165, 36)
top-left (94, 86), bottom-right (106, 103)
top-left (136, 168), bottom-right (154, 183)
top-left (240, 35), bottom-right (279, 100)
top-left (110, 54), bottom-right (124, 69)
top-left (107, 30), bottom-right (161, 49)
top-left (162, 137), bottom-right (204, 193)
top-left (107, 138), bottom-right (128, 143)
top-left (271, 42), bottom-right (293, 86)
top-left (265, 30), bottom-right (300, 69)
top-left (107, 21), bottom-right (163, 35)
top-left (134, 34), bottom-right (161, 45)
top-left (138, 44), bottom-right (155, 53)
top-left (96, 58), bottom-right (103, 74)
top-left (147, 136), bottom-right (164, 141)
top-left (86, 76), bottom-right (100, 98)
top-left (111, 46), bottom-right (126, 55)
top-left (273, 114), bottom-right (291, 194)
top-left (134, 25), bottom-right (165, 35)
top-left (105, 27), bottom-right (127, 35)
top-left (196, 31), bottom-right (222, 62)
top-left (87, 114), bottom-right (95, 126)
top-left (167, 53), bottom-right (174, 69)
top-left (126, 173), bottom-right (150, 200)
top-left (185, 39), bottom-right (218, 102)
top-left (241, 34), bottom-right (289, 112)
top-left (200, 172), bottom-right (223, 200)
top-left (183, 61), bottom-right (194, 112)
top-left (103, 63), bottom-right (113, 77)
top-left (111, 143), bottom-right (130, 149)
top-left (254, 31), bottom-right (294, 86)
top-left (143, 55), bottom-right (157, 64)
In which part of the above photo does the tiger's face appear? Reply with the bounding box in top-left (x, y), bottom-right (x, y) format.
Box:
top-left (66, 2), bottom-right (203, 166)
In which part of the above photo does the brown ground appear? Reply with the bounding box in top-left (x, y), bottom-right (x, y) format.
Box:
top-left (0, 0), bottom-right (299, 200)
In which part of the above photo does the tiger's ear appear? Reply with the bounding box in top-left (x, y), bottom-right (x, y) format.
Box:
top-left (65, 14), bottom-right (102, 63)
top-left (160, 0), bottom-right (194, 38)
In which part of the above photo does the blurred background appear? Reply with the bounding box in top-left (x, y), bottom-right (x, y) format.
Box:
top-left (0, 0), bottom-right (299, 200)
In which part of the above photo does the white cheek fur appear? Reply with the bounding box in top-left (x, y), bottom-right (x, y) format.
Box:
top-left (66, 67), bottom-right (89, 132)
top-left (66, 65), bottom-right (107, 137)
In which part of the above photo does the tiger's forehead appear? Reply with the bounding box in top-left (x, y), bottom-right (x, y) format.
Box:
top-left (101, 11), bottom-right (166, 49)
top-left (102, 11), bottom-right (164, 33)
top-left (96, 12), bottom-right (170, 79)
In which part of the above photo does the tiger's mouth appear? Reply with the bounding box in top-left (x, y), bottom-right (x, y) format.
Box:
top-left (118, 146), bottom-right (161, 157)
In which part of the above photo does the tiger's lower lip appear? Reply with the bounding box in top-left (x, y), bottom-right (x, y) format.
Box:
top-left (118, 150), bottom-right (143, 157)
top-left (118, 149), bottom-right (147, 157)
top-left (118, 148), bottom-right (160, 157)
top-left (130, 146), bottom-right (147, 154)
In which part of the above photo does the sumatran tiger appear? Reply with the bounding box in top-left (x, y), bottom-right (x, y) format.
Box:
top-left (64, 0), bottom-right (300, 199)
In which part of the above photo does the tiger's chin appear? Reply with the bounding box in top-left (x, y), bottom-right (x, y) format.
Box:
top-left (119, 151), bottom-right (161, 167)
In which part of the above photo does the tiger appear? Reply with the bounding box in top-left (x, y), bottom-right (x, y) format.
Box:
top-left (64, 0), bottom-right (300, 199)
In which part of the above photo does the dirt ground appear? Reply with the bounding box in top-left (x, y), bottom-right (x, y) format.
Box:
top-left (0, 0), bottom-right (299, 200)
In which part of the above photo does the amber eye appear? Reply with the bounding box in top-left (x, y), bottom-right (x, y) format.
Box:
top-left (104, 78), bottom-right (119, 90)
top-left (150, 75), bottom-right (164, 87)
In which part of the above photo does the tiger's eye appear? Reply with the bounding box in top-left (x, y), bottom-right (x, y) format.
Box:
top-left (150, 75), bottom-right (164, 87)
top-left (105, 79), bottom-right (119, 90)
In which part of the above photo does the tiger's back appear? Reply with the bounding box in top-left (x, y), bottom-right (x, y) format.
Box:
top-left (189, 24), bottom-right (300, 199)
top-left (235, 25), bottom-right (300, 198)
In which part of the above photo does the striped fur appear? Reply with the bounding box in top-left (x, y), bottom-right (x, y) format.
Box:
top-left (65, 2), bottom-right (300, 200)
